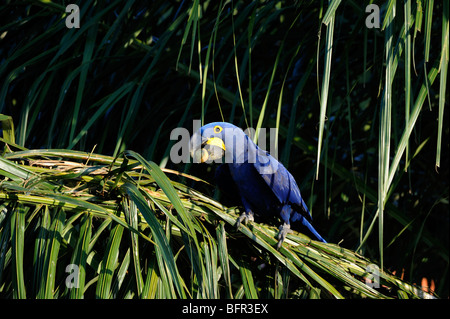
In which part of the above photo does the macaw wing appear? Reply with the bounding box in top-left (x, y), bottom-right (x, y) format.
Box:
top-left (252, 148), bottom-right (312, 221)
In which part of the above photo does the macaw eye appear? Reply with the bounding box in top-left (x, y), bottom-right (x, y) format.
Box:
top-left (213, 125), bottom-right (223, 133)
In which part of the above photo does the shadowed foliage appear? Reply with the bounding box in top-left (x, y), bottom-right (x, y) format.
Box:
top-left (0, 0), bottom-right (448, 298)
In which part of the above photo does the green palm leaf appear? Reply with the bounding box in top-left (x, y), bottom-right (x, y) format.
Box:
top-left (0, 0), bottom-right (447, 299)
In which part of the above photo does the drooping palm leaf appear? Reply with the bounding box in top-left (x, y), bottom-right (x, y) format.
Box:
top-left (0, 0), bottom-right (447, 298)
top-left (0, 148), bottom-right (437, 298)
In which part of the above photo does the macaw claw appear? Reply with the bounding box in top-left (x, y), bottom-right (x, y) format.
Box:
top-left (236, 211), bottom-right (254, 229)
top-left (276, 223), bottom-right (293, 249)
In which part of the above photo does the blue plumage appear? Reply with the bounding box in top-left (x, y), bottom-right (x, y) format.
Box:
top-left (190, 122), bottom-right (327, 248)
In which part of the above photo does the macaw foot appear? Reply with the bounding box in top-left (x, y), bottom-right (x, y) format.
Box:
top-left (236, 211), bottom-right (254, 229)
top-left (276, 223), bottom-right (293, 249)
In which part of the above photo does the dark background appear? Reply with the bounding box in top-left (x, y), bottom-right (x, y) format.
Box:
top-left (0, 0), bottom-right (448, 297)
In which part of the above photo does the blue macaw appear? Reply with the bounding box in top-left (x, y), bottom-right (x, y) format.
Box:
top-left (190, 122), bottom-right (327, 248)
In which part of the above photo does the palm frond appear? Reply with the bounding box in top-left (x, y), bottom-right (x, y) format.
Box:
top-left (0, 0), bottom-right (447, 299)
top-left (0, 148), bottom-right (436, 299)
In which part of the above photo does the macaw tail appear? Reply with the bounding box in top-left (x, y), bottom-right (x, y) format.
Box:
top-left (282, 205), bottom-right (327, 243)
top-left (299, 217), bottom-right (327, 243)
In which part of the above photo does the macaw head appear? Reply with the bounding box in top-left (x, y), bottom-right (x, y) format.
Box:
top-left (190, 122), bottom-right (245, 163)
top-left (190, 121), bottom-right (279, 173)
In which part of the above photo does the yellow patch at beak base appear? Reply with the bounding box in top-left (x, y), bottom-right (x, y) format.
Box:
top-left (206, 137), bottom-right (226, 151)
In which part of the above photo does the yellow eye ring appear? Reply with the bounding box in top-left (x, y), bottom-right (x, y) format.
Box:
top-left (213, 125), bottom-right (223, 133)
